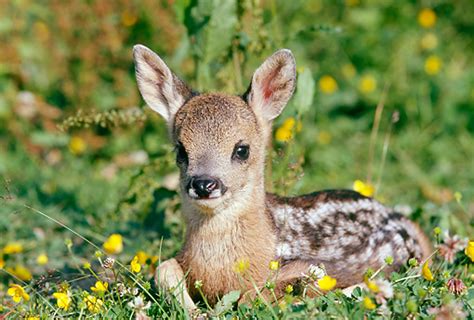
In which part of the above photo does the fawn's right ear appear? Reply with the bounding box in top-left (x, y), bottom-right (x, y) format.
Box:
top-left (133, 45), bottom-right (194, 123)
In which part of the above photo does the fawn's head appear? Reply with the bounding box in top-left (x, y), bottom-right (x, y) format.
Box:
top-left (133, 45), bottom-right (296, 215)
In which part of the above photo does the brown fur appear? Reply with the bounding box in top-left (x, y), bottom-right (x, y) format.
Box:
top-left (133, 45), bottom-right (431, 311)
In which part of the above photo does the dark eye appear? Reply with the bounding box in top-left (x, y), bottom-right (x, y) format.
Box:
top-left (232, 143), bottom-right (250, 161)
top-left (175, 143), bottom-right (188, 164)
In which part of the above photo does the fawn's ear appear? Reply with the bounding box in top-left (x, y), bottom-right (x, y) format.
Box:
top-left (133, 45), bottom-right (194, 123)
top-left (245, 49), bottom-right (296, 122)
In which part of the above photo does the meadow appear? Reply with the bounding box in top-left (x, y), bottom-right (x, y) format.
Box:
top-left (0, 1), bottom-right (473, 319)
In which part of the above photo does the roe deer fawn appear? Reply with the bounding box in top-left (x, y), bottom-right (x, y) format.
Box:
top-left (133, 45), bottom-right (431, 311)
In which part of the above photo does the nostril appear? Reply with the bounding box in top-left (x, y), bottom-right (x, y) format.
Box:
top-left (203, 179), bottom-right (217, 192)
top-left (190, 176), bottom-right (221, 198)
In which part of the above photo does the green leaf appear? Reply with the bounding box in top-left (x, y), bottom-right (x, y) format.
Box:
top-left (203, 0), bottom-right (237, 63)
top-left (212, 290), bottom-right (240, 315)
top-left (294, 67), bottom-right (315, 115)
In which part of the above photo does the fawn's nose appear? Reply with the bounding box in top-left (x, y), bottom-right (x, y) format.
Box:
top-left (188, 175), bottom-right (225, 199)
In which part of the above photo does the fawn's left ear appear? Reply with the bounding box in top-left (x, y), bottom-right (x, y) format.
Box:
top-left (133, 44), bottom-right (194, 124)
top-left (244, 49), bottom-right (296, 122)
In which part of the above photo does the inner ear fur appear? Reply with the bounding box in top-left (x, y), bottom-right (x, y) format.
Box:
top-left (244, 49), bottom-right (296, 122)
top-left (133, 44), bottom-right (195, 124)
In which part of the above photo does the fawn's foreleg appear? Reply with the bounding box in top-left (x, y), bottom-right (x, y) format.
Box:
top-left (155, 258), bottom-right (197, 312)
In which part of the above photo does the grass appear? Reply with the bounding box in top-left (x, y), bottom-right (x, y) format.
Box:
top-left (1, 0), bottom-right (473, 319)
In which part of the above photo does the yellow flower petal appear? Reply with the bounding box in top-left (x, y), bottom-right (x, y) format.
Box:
top-left (3, 242), bottom-right (23, 254)
top-left (90, 280), bottom-right (108, 293)
top-left (422, 261), bottom-right (434, 281)
top-left (364, 276), bottom-right (380, 293)
top-left (8, 265), bottom-right (32, 281)
top-left (319, 75), bottom-right (338, 94)
top-left (233, 258), bottom-right (250, 274)
top-left (424, 55), bottom-right (442, 75)
top-left (53, 292), bottom-right (71, 310)
top-left (353, 180), bottom-right (375, 197)
top-left (7, 284), bottom-right (30, 303)
top-left (359, 75), bottom-right (377, 94)
top-left (136, 250), bottom-right (148, 265)
top-left (418, 9), bottom-right (437, 28)
top-left (85, 294), bottom-right (103, 313)
top-left (465, 241), bottom-right (474, 262)
top-left (69, 136), bottom-right (87, 155)
top-left (275, 126), bottom-right (293, 142)
top-left (103, 234), bottom-right (123, 255)
top-left (269, 260), bottom-right (280, 271)
top-left (317, 275), bottom-right (337, 291)
top-left (363, 296), bottom-right (376, 310)
top-left (130, 255), bottom-right (141, 273)
top-left (37, 253), bottom-right (48, 265)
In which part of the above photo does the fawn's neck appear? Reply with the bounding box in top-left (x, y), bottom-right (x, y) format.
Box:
top-left (178, 187), bottom-right (277, 300)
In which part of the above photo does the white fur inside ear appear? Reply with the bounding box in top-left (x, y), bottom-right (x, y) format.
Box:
top-left (248, 49), bottom-right (296, 121)
top-left (133, 45), bottom-right (187, 123)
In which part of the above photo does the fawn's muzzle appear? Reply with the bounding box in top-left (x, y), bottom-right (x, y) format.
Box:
top-left (188, 175), bottom-right (227, 199)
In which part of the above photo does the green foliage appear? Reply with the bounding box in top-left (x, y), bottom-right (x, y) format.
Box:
top-left (0, 0), bottom-right (473, 318)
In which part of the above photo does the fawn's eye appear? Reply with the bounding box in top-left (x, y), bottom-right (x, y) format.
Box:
top-left (232, 143), bottom-right (250, 161)
top-left (175, 143), bottom-right (188, 164)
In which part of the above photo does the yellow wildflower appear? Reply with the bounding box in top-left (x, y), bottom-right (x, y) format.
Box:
top-left (319, 75), bottom-right (338, 94)
top-left (136, 250), bottom-right (148, 265)
top-left (103, 234), bottom-right (123, 255)
top-left (37, 253), bottom-right (48, 265)
top-left (150, 255), bottom-right (159, 264)
top-left (353, 180), bottom-right (375, 197)
top-left (27, 316), bottom-right (40, 320)
top-left (269, 260), bottom-right (280, 271)
top-left (90, 280), bottom-right (108, 294)
top-left (285, 284), bottom-right (294, 294)
top-left (130, 255), bottom-right (141, 273)
top-left (3, 242), bottom-right (23, 254)
top-left (422, 261), bottom-right (434, 281)
top-left (275, 126), bottom-right (293, 142)
top-left (121, 10), bottom-right (138, 27)
top-left (8, 265), bottom-right (32, 281)
top-left (7, 284), bottom-right (30, 303)
top-left (364, 276), bottom-right (380, 293)
top-left (85, 294), bottom-right (103, 313)
top-left (0, 257), bottom-right (4, 269)
top-left (275, 117), bottom-right (301, 143)
top-left (424, 55), bottom-right (442, 75)
top-left (83, 262), bottom-right (91, 269)
top-left (465, 241), bottom-right (474, 262)
top-left (421, 33), bottom-right (438, 50)
top-left (359, 75), bottom-right (377, 94)
top-left (363, 296), bottom-right (376, 310)
top-left (68, 136), bottom-right (86, 155)
top-left (342, 64), bottom-right (356, 79)
top-left (418, 9), bottom-right (437, 28)
top-left (53, 291), bottom-right (71, 310)
top-left (233, 258), bottom-right (250, 274)
top-left (317, 275), bottom-right (337, 291)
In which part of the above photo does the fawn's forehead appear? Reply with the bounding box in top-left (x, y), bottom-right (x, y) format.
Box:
top-left (173, 93), bottom-right (259, 146)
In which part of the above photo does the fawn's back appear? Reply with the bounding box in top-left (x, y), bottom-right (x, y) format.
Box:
top-left (133, 45), bottom-right (431, 305)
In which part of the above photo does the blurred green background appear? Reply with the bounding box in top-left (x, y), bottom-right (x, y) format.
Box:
top-left (0, 0), bottom-right (473, 282)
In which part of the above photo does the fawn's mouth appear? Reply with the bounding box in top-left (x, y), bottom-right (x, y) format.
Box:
top-left (187, 186), bottom-right (228, 200)
top-left (186, 175), bottom-right (228, 200)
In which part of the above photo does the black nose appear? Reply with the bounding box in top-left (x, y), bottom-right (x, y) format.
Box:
top-left (189, 175), bottom-right (221, 198)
